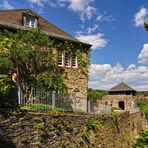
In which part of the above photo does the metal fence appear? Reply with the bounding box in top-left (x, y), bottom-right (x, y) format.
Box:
top-left (18, 85), bottom-right (85, 112)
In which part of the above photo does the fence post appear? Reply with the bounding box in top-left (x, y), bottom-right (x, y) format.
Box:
top-left (88, 99), bottom-right (91, 114)
top-left (52, 91), bottom-right (56, 109)
top-left (74, 96), bottom-right (76, 112)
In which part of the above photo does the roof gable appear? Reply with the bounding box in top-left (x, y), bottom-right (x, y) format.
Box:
top-left (108, 82), bottom-right (136, 92)
top-left (0, 9), bottom-right (91, 47)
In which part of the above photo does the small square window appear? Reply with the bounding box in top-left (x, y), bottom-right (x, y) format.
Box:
top-left (24, 16), bottom-right (36, 28)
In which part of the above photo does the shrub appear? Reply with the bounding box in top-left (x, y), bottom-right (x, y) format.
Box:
top-left (137, 100), bottom-right (148, 120)
top-left (0, 74), bottom-right (11, 96)
top-left (85, 118), bottom-right (102, 131)
top-left (134, 130), bottom-right (148, 148)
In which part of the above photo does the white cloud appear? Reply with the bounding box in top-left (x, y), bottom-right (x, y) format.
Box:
top-left (96, 14), bottom-right (103, 21)
top-left (76, 33), bottom-right (107, 49)
top-left (28, 0), bottom-right (96, 22)
top-left (28, 0), bottom-right (49, 7)
top-left (138, 43), bottom-right (148, 64)
top-left (134, 7), bottom-right (148, 27)
top-left (96, 14), bottom-right (114, 23)
top-left (0, 0), bottom-right (14, 9)
top-left (58, 0), bottom-right (96, 22)
top-left (86, 24), bottom-right (98, 34)
top-left (89, 64), bottom-right (148, 91)
top-left (127, 64), bottom-right (137, 70)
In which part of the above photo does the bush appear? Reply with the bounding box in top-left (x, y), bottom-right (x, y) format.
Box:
top-left (0, 74), bottom-right (16, 108)
top-left (134, 130), bottom-right (148, 147)
top-left (137, 100), bottom-right (148, 120)
top-left (0, 74), bottom-right (12, 96)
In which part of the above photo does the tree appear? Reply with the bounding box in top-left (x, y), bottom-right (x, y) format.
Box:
top-left (0, 28), bottom-right (66, 91)
top-left (88, 88), bottom-right (107, 100)
top-left (144, 22), bottom-right (148, 31)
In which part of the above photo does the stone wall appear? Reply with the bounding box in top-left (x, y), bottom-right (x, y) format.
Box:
top-left (54, 48), bottom-right (89, 112)
top-left (0, 109), bottom-right (146, 148)
top-left (101, 95), bottom-right (136, 111)
top-left (63, 68), bottom-right (88, 111)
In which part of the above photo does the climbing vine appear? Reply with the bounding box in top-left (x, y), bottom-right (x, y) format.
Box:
top-left (54, 39), bottom-right (91, 75)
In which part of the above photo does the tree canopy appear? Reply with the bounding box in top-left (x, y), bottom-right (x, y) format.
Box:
top-left (88, 88), bottom-right (107, 100)
top-left (0, 28), bottom-right (66, 91)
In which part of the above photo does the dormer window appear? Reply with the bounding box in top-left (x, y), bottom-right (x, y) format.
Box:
top-left (24, 16), bottom-right (37, 28)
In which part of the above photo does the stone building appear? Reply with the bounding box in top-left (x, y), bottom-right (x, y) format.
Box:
top-left (102, 82), bottom-right (137, 111)
top-left (0, 9), bottom-right (91, 111)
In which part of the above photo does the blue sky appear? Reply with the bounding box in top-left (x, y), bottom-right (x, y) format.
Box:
top-left (0, 0), bottom-right (148, 90)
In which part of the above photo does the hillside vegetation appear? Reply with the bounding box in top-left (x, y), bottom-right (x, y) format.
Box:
top-left (88, 88), bottom-right (108, 100)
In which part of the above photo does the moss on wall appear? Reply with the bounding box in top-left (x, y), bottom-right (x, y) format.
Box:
top-left (0, 109), bottom-right (145, 148)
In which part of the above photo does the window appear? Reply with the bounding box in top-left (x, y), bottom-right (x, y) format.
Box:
top-left (57, 50), bottom-right (78, 68)
top-left (65, 53), bottom-right (71, 67)
top-left (58, 50), bottom-right (63, 66)
top-left (72, 54), bottom-right (77, 68)
top-left (24, 16), bottom-right (37, 28)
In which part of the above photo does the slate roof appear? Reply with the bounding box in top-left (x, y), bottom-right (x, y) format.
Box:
top-left (108, 82), bottom-right (136, 92)
top-left (0, 9), bottom-right (91, 47)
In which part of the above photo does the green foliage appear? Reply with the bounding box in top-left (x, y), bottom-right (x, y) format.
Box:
top-left (0, 28), bottom-right (66, 91)
top-left (64, 125), bottom-right (74, 133)
top-left (76, 109), bottom-right (87, 114)
top-left (34, 122), bottom-right (45, 130)
top-left (20, 134), bottom-right (29, 143)
top-left (76, 49), bottom-right (88, 68)
top-left (82, 118), bottom-right (102, 141)
top-left (21, 103), bottom-right (71, 112)
top-left (134, 130), bottom-right (148, 148)
top-left (88, 88), bottom-right (107, 100)
top-left (21, 103), bottom-right (52, 110)
top-left (85, 118), bottom-right (102, 131)
top-left (34, 141), bottom-right (41, 146)
top-left (32, 116), bottom-right (43, 122)
top-left (144, 22), bottom-right (148, 31)
top-left (0, 74), bottom-right (12, 96)
top-left (137, 100), bottom-right (148, 120)
top-left (112, 111), bottom-right (120, 118)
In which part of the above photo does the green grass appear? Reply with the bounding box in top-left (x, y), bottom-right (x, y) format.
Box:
top-left (20, 103), bottom-right (73, 112)
top-left (21, 103), bottom-right (52, 111)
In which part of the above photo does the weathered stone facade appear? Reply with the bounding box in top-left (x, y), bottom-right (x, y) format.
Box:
top-left (63, 68), bottom-right (88, 111)
top-left (54, 48), bottom-right (89, 112)
top-left (0, 9), bottom-right (91, 112)
top-left (0, 109), bottom-right (146, 147)
top-left (95, 82), bottom-right (138, 112)
top-left (102, 95), bottom-right (136, 111)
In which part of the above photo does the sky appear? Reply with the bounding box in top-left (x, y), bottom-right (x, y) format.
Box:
top-left (0, 0), bottom-right (148, 91)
